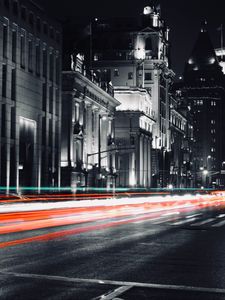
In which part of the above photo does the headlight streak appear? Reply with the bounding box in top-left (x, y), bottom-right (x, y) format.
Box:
top-left (0, 192), bottom-right (225, 248)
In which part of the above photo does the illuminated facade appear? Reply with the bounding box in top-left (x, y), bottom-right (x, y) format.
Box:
top-left (181, 24), bottom-right (225, 188)
top-left (61, 54), bottom-right (120, 188)
top-left (90, 5), bottom-right (176, 187)
top-left (0, 0), bottom-right (62, 192)
top-left (215, 47), bottom-right (225, 74)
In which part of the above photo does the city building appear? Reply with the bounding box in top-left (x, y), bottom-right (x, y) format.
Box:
top-left (169, 88), bottom-right (193, 188)
top-left (0, 0), bottom-right (62, 192)
top-left (61, 54), bottom-right (120, 189)
top-left (179, 23), bottom-right (225, 188)
top-left (89, 5), bottom-right (176, 188)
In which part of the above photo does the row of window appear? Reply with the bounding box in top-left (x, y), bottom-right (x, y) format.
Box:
top-left (2, 20), bottom-right (60, 83)
top-left (1, 64), bottom-right (60, 115)
top-left (2, 0), bottom-right (61, 43)
top-left (193, 100), bottom-right (217, 107)
top-left (170, 113), bottom-right (185, 131)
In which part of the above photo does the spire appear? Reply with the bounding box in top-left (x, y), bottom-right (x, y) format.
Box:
top-left (184, 24), bottom-right (220, 75)
top-left (200, 20), bottom-right (208, 33)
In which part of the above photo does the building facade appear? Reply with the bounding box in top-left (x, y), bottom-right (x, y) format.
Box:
top-left (61, 54), bottom-right (120, 189)
top-left (180, 24), bottom-right (225, 188)
top-left (0, 0), bottom-right (62, 192)
top-left (89, 5), bottom-right (176, 188)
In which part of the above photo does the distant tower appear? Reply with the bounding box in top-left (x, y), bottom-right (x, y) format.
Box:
top-left (183, 23), bottom-right (225, 188)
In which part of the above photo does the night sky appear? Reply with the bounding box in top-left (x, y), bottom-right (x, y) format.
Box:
top-left (40, 0), bottom-right (225, 77)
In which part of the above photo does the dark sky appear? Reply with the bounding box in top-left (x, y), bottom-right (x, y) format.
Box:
top-left (40, 0), bottom-right (225, 76)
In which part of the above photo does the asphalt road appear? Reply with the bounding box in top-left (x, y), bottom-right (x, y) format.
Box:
top-left (1, 203), bottom-right (225, 299)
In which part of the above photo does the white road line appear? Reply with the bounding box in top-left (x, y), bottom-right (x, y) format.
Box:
top-left (186, 213), bottom-right (202, 219)
top-left (212, 219), bottom-right (225, 227)
top-left (217, 214), bottom-right (225, 218)
top-left (1, 271), bottom-right (225, 295)
top-left (171, 217), bottom-right (197, 226)
top-left (190, 218), bottom-right (215, 227)
top-left (92, 285), bottom-right (131, 300)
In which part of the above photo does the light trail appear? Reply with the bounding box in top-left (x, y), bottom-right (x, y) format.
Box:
top-left (0, 192), bottom-right (225, 249)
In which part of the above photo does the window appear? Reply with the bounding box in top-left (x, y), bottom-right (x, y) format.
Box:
top-left (211, 120), bottom-right (215, 125)
top-left (20, 29), bottom-right (26, 68)
top-left (4, 0), bottom-right (9, 9)
top-left (211, 101), bottom-right (216, 106)
top-left (49, 51), bottom-right (54, 81)
top-left (28, 38), bottom-right (33, 71)
top-left (145, 72), bottom-right (152, 80)
top-left (43, 23), bottom-right (48, 35)
top-left (12, 1), bottom-right (18, 15)
top-left (11, 68), bottom-right (16, 100)
top-left (55, 88), bottom-right (60, 116)
top-left (50, 27), bottom-right (54, 39)
top-left (128, 72), bottom-right (133, 80)
top-left (35, 40), bottom-right (40, 75)
top-left (43, 46), bottom-right (47, 77)
top-left (49, 119), bottom-right (53, 147)
top-left (55, 54), bottom-right (60, 84)
top-left (56, 31), bottom-right (60, 43)
top-left (197, 100), bottom-right (203, 105)
top-left (36, 17), bottom-right (41, 32)
top-left (49, 86), bottom-right (53, 114)
top-left (42, 117), bottom-right (46, 145)
top-left (29, 12), bottom-right (34, 27)
top-left (10, 107), bottom-right (16, 139)
top-left (21, 6), bottom-right (26, 20)
top-left (3, 22), bottom-right (8, 58)
top-left (2, 65), bottom-right (7, 97)
top-left (12, 28), bottom-right (17, 62)
top-left (42, 83), bottom-right (47, 111)
top-left (114, 69), bottom-right (119, 77)
top-left (1, 104), bottom-right (6, 137)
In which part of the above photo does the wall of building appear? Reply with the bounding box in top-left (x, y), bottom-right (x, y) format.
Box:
top-left (0, 0), bottom-right (62, 192)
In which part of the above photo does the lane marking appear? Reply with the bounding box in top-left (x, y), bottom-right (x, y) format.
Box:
top-left (190, 218), bottom-right (215, 227)
top-left (185, 213), bottom-right (201, 219)
top-left (171, 217), bottom-right (197, 226)
top-left (0, 271), bottom-right (225, 295)
top-left (212, 219), bottom-right (225, 227)
top-left (92, 286), bottom-right (131, 300)
top-left (217, 214), bottom-right (225, 218)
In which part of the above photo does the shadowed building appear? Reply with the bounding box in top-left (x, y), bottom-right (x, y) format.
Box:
top-left (0, 0), bottom-right (62, 192)
top-left (182, 23), bottom-right (225, 188)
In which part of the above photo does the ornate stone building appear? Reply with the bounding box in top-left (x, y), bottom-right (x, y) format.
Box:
top-left (61, 54), bottom-right (120, 189)
top-left (89, 5), bottom-right (177, 188)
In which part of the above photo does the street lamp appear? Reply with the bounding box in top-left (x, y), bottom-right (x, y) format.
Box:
top-left (203, 170), bottom-right (208, 175)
